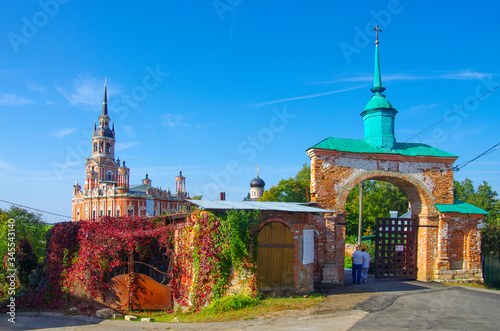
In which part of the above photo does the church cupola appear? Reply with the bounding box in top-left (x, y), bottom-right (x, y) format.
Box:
top-left (249, 165), bottom-right (265, 200)
top-left (360, 26), bottom-right (398, 150)
top-left (142, 173), bottom-right (152, 186)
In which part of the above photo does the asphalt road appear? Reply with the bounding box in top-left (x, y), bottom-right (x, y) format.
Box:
top-left (2, 283), bottom-right (499, 330)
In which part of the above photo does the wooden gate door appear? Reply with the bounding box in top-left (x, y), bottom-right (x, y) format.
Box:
top-left (257, 222), bottom-right (294, 291)
top-left (375, 217), bottom-right (418, 279)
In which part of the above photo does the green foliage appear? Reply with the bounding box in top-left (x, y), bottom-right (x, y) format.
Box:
top-left (344, 254), bottom-right (352, 269)
top-left (481, 224), bottom-right (500, 258)
top-left (202, 293), bottom-right (259, 314)
top-left (17, 238), bottom-right (38, 286)
top-left (220, 210), bottom-right (261, 271)
top-left (191, 195), bottom-right (203, 200)
top-left (454, 178), bottom-right (500, 257)
top-left (259, 163), bottom-right (310, 202)
top-left (0, 206), bottom-right (52, 264)
top-left (345, 181), bottom-right (409, 237)
top-left (454, 179), bottom-right (500, 225)
top-left (345, 235), bottom-right (357, 245)
top-left (0, 207), bottom-right (52, 302)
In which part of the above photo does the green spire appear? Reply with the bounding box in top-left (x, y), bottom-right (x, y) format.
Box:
top-left (360, 25), bottom-right (397, 151)
top-left (371, 42), bottom-right (386, 94)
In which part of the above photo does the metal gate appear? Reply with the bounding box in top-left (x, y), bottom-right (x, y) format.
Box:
top-left (375, 217), bottom-right (418, 279)
top-left (257, 222), bottom-right (294, 291)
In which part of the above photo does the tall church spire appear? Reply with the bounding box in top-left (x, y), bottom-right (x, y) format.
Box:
top-left (102, 77), bottom-right (108, 116)
top-left (371, 26), bottom-right (385, 94)
top-left (360, 26), bottom-right (397, 150)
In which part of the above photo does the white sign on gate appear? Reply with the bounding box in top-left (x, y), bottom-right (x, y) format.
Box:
top-left (303, 229), bottom-right (314, 265)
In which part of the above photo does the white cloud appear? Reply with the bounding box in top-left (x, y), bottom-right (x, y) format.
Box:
top-left (120, 125), bottom-right (137, 138)
top-left (116, 141), bottom-right (141, 151)
top-left (0, 158), bottom-right (15, 171)
top-left (0, 93), bottom-right (34, 106)
top-left (162, 114), bottom-right (189, 128)
top-left (57, 77), bottom-right (118, 108)
top-left (331, 70), bottom-right (494, 84)
top-left (252, 85), bottom-right (366, 108)
top-left (25, 80), bottom-right (46, 93)
top-left (404, 103), bottom-right (440, 115)
top-left (52, 128), bottom-right (76, 138)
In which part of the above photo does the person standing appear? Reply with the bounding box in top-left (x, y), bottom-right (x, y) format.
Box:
top-left (351, 245), bottom-right (363, 284)
top-left (361, 248), bottom-right (371, 283)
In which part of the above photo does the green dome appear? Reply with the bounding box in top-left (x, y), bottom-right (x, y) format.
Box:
top-left (364, 94), bottom-right (393, 111)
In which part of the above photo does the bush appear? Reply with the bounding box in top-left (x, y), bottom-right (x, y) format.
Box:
top-left (202, 293), bottom-right (259, 314)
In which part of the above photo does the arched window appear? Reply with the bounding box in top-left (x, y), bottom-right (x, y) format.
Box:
top-left (107, 171), bottom-right (113, 181)
top-left (93, 143), bottom-right (97, 152)
top-left (106, 143), bottom-right (112, 154)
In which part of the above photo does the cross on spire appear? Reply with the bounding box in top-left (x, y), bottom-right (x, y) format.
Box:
top-left (373, 25), bottom-right (382, 45)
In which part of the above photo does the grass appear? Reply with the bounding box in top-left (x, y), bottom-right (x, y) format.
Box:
top-left (129, 293), bottom-right (326, 323)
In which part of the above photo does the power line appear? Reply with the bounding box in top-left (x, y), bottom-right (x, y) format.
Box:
top-left (453, 142), bottom-right (500, 172)
top-left (405, 84), bottom-right (500, 142)
top-left (0, 198), bottom-right (74, 220)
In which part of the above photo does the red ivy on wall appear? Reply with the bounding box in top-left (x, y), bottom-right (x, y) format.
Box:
top-left (170, 210), bottom-right (224, 310)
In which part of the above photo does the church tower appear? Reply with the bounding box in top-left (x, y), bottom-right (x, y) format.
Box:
top-left (72, 78), bottom-right (189, 221)
top-left (85, 79), bottom-right (120, 190)
top-left (360, 25), bottom-right (398, 150)
top-left (175, 169), bottom-right (186, 198)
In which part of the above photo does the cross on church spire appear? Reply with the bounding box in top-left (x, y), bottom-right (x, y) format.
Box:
top-left (373, 25), bottom-right (382, 45)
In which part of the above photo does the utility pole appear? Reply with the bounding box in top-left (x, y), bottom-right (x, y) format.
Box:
top-left (358, 181), bottom-right (363, 245)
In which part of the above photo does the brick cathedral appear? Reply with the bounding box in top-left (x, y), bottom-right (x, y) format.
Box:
top-left (72, 82), bottom-right (189, 221)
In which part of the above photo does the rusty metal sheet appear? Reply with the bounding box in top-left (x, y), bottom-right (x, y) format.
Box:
top-left (107, 273), bottom-right (172, 310)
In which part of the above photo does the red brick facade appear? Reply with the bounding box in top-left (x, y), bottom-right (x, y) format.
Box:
top-left (72, 83), bottom-right (189, 221)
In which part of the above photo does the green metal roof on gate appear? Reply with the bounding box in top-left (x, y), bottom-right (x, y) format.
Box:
top-left (435, 199), bottom-right (489, 215)
top-left (308, 137), bottom-right (458, 158)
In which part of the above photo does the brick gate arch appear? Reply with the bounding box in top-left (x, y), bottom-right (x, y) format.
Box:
top-left (334, 170), bottom-right (439, 219)
top-left (334, 170), bottom-right (442, 280)
top-left (307, 147), bottom-right (460, 281)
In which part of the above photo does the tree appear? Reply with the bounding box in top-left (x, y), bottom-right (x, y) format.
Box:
top-left (259, 163), bottom-right (310, 202)
top-left (0, 206), bottom-right (52, 264)
top-left (454, 179), bottom-right (500, 257)
top-left (0, 207), bottom-right (52, 300)
top-left (191, 195), bottom-right (203, 200)
top-left (454, 179), bottom-right (500, 225)
top-left (345, 181), bottom-right (409, 237)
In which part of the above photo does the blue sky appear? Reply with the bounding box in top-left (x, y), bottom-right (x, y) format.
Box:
top-left (1, 0), bottom-right (499, 223)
